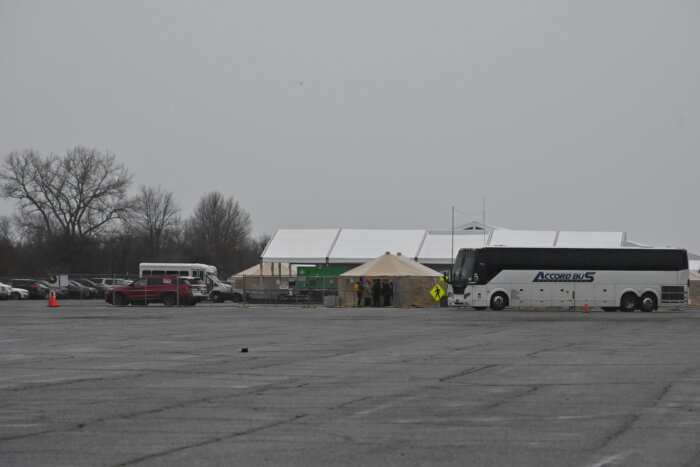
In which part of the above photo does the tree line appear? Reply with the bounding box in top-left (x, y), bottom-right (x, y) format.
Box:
top-left (0, 147), bottom-right (270, 278)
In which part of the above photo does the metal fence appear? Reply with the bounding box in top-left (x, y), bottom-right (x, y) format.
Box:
top-left (1, 273), bottom-right (444, 308)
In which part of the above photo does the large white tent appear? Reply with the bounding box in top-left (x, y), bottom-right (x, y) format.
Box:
top-left (261, 227), bottom-right (636, 267)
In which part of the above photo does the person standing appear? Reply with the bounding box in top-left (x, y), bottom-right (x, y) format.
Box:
top-left (381, 280), bottom-right (392, 307)
top-left (363, 280), bottom-right (372, 307)
top-left (372, 279), bottom-right (381, 307)
top-left (355, 277), bottom-right (364, 307)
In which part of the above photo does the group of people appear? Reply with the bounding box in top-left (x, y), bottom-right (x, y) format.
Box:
top-left (354, 277), bottom-right (393, 307)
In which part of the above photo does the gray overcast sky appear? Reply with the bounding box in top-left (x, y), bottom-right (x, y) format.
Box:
top-left (1, 1), bottom-right (699, 252)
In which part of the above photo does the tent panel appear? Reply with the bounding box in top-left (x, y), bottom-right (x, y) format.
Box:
top-left (328, 229), bottom-right (426, 263)
top-left (417, 232), bottom-right (489, 264)
top-left (262, 229), bottom-right (340, 263)
top-left (556, 231), bottom-right (625, 248)
top-left (490, 230), bottom-right (557, 247)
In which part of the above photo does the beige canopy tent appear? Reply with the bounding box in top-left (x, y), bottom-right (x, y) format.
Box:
top-left (226, 262), bottom-right (301, 293)
top-left (338, 252), bottom-right (444, 307)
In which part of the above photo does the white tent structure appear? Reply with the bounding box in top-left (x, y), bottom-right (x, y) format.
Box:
top-left (341, 252), bottom-right (442, 278)
top-left (262, 227), bottom-right (636, 268)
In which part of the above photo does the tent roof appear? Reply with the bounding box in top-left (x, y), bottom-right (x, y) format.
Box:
top-left (261, 229), bottom-right (340, 263)
top-left (417, 231), bottom-right (488, 264)
top-left (341, 252), bottom-right (441, 277)
top-left (328, 229), bottom-right (426, 264)
top-left (490, 229), bottom-right (558, 247)
top-left (230, 263), bottom-right (299, 278)
top-left (556, 231), bottom-right (625, 248)
top-left (259, 227), bottom-right (694, 265)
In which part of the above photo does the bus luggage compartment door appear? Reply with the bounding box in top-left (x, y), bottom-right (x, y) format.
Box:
top-left (553, 286), bottom-right (574, 308)
top-left (574, 283), bottom-right (596, 308)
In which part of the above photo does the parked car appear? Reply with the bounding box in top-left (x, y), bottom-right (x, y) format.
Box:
top-left (66, 280), bottom-right (98, 299)
top-left (91, 277), bottom-right (133, 289)
top-left (0, 282), bottom-right (11, 300)
top-left (105, 276), bottom-right (205, 306)
top-left (71, 278), bottom-right (109, 297)
top-left (9, 286), bottom-right (29, 299)
top-left (11, 279), bottom-right (51, 299)
top-left (36, 280), bottom-right (70, 299)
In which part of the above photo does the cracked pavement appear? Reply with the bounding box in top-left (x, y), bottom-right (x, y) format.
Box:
top-left (1, 300), bottom-right (699, 466)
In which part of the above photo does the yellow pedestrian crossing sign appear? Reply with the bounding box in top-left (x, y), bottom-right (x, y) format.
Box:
top-left (430, 284), bottom-right (445, 302)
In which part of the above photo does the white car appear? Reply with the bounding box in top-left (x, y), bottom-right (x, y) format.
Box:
top-left (0, 282), bottom-right (29, 300)
top-left (11, 287), bottom-right (29, 299)
top-left (0, 282), bottom-right (10, 300)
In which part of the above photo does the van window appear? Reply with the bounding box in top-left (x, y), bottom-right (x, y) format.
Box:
top-left (142, 270), bottom-right (152, 276)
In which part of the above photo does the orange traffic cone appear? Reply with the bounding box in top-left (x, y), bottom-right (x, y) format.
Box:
top-left (583, 303), bottom-right (589, 313)
top-left (48, 290), bottom-right (58, 307)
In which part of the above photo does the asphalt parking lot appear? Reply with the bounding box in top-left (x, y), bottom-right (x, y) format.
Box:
top-left (1, 300), bottom-right (699, 467)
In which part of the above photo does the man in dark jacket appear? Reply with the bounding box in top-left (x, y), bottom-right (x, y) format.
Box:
top-left (372, 279), bottom-right (381, 307)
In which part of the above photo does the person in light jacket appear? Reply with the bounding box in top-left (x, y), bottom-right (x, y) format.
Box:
top-left (363, 280), bottom-right (372, 307)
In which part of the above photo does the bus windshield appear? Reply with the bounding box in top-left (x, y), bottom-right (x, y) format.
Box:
top-left (453, 249), bottom-right (477, 284)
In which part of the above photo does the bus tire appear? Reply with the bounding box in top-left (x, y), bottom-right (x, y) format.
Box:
top-left (620, 293), bottom-right (638, 312)
top-left (490, 293), bottom-right (508, 311)
top-left (639, 293), bottom-right (657, 312)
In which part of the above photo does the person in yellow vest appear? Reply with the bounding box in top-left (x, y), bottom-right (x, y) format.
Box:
top-left (354, 278), bottom-right (363, 306)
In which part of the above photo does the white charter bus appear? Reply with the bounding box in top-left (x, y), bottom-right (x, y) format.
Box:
top-left (448, 247), bottom-right (689, 312)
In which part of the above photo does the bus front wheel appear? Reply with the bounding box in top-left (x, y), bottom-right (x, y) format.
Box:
top-left (490, 293), bottom-right (508, 311)
top-left (620, 293), bottom-right (638, 312)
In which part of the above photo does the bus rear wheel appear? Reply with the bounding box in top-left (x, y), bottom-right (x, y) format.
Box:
top-left (490, 293), bottom-right (508, 311)
top-left (639, 293), bottom-right (657, 312)
top-left (620, 293), bottom-right (638, 312)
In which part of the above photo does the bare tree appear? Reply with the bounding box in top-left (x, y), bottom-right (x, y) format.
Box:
top-left (255, 233), bottom-right (272, 257)
top-left (129, 185), bottom-right (180, 261)
top-left (0, 147), bottom-right (132, 240)
top-left (184, 191), bottom-right (252, 273)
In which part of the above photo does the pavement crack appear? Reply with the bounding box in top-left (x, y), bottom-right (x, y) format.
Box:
top-left (113, 414), bottom-right (307, 466)
top-left (595, 383), bottom-right (673, 451)
top-left (439, 364), bottom-right (497, 382)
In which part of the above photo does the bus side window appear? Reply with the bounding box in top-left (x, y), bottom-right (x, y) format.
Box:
top-left (143, 270), bottom-right (152, 276)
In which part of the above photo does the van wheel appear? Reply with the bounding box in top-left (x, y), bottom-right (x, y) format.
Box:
top-left (639, 293), bottom-right (657, 312)
top-left (163, 294), bottom-right (177, 307)
top-left (620, 293), bottom-right (638, 312)
top-left (232, 293), bottom-right (243, 303)
top-left (490, 293), bottom-right (508, 311)
top-left (211, 292), bottom-right (224, 303)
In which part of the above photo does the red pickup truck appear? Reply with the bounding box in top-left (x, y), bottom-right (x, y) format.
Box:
top-left (105, 276), bottom-right (208, 306)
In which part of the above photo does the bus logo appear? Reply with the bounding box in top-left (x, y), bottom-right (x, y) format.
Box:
top-left (533, 272), bottom-right (595, 283)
